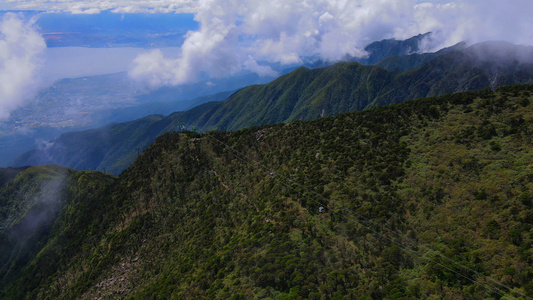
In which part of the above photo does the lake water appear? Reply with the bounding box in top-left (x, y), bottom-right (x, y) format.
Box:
top-left (43, 47), bottom-right (181, 82)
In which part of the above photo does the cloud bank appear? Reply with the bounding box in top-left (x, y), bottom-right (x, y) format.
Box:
top-left (0, 13), bottom-right (46, 120)
top-left (128, 0), bottom-right (533, 88)
top-left (5, 1), bottom-right (531, 89)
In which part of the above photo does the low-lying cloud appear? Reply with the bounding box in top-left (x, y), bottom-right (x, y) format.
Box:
top-left (0, 13), bottom-right (46, 120)
top-left (128, 0), bottom-right (533, 88)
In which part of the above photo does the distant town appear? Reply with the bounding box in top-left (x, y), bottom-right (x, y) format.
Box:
top-left (0, 74), bottom-right (140, 137)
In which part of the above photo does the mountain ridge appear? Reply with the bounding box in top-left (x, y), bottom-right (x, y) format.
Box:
top-left (2, 85), bottom-right (533, 298)
top-left (12, 41), bottom-right (533, 174)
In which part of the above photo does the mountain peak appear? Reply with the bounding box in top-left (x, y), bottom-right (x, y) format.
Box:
top-left (360, 32), bottom-right (432, 64)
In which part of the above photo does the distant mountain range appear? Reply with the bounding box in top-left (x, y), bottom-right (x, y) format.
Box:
top-left (13, 41), bottom-right (533, 174)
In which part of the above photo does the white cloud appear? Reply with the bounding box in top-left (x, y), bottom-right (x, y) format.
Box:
top-left (130, 0), bottom-right (423, 86)
top-left (243, 56), bottom-right (278, 77)
top-left (10, 0), bottom-right (528, 88)
top-left (129, 0), bottom-right (533, 88)
top-left (0, 13), bottom-right (46, 120)
top-left (68, 6), bottom-right (102, 15)
top-left (129, 49), bottom-right (183, 87)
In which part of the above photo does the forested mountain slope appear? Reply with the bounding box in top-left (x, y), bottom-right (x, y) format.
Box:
top-left (13, 42), bottom-right (533, 174)
top-left (0, 165), bottom-right (116, 299)
top-left (2, 85), bottom-right (533, 298)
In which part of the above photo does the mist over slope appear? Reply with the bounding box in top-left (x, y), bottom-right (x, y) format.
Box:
top-left (14, 42), bottom-right (533, 174)
top-left (2, 85), bottom-right (533, 298)
top-left (0, 165), bottom-right (116, 298)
